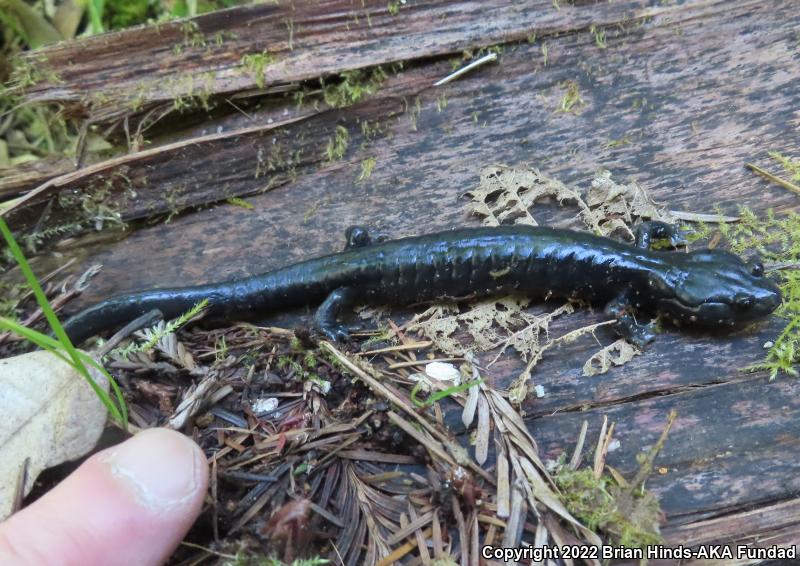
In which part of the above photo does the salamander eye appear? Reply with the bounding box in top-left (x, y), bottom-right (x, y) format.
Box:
top-left (750, 262), bottom-right (764, 277)
top-left (735, 293), bottom-right (754, 308)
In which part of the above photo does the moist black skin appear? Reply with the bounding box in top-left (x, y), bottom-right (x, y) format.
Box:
top-left (63, 222), bottom-right (782, 347)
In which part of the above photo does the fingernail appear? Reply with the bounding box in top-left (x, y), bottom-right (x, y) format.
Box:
top-left (102, 428), bottom-right (205, 511)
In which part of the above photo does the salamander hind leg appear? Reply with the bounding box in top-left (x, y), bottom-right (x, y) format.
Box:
top-left (634, 221), bottom-right (687, 250)
top-left (604, 291), bottom-right (657, 349)
top-left (314, 287), bottom-right (360, 341)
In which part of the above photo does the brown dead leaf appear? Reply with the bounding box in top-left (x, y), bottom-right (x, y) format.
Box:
top-left (0, 350), bottom-right (108, 519)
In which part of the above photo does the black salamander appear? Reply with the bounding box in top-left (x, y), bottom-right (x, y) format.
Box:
top-left (63, 222), bottom-right (781, 347)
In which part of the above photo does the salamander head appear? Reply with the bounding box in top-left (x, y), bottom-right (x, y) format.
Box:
top-left (650, 249), bottom-right (781, 326)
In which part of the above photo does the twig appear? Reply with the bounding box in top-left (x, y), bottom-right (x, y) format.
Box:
top-left (375, 528), bottom-right (433, 566)
top-left (669, 210), bottom-right (739, 223)
top-left (434, 53), bottom-right (498, 86)
top-left (630, 410), bottom-right (677, 490)
top-left (746, 162), bottom-right (800, 196)
top-left (358, 341), bottom-right (433, 355)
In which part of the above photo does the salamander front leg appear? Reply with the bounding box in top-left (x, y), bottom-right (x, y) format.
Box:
top-left (344, 225), bottom-right (389, 250)
top-left (634, 221), bottom-right (687, 250)
top-left (604, 291), bottom-right (657, 349)
top-left (314, 287), bottom-right (359, 341)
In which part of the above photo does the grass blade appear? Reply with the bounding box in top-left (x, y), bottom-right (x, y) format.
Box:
top-left (0, 218), bottom-right (127, 426)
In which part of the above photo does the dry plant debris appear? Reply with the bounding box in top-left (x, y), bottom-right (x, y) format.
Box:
top-left (24, 311), bottom-right (646, 565)
top-left (412, 165), bottom-right (689, 402)
top-left (1, 165), bottom-right (716, 563)
top-left (553, 412), bottom-right (676, 548)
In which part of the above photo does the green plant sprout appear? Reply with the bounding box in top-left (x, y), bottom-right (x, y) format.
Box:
top-left (0, 218), bottom-right (128, 427)
top-left (110, 299), bottom-right (209, 360)
top-left (410, 378), bottom-right (483, 408)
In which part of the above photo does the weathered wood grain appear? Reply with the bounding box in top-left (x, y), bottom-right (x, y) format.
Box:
top-left (0, 156), bottom-right (74, 199)
top-left (6, 0), bottom-right (800, 549)
top-left (19, 0), bottom-right (666, 120)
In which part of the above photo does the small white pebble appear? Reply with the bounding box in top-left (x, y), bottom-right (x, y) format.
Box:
top-left (763, 341), bottom-right (774, 349)
top-left (534, 384), bottom-right (546, 398)
top-left (425, 361), bottom-right (461, 384)
top-left (251, 397), bottom-right (279, 414)
top-left (608, 439), bottom-right (621, 452)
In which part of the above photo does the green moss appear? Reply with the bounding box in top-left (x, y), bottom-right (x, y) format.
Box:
top-left (589, 24), bottom-right (607, 48)
top-left (226, 197), bottom-right (254, 209)
top-left (324, 125), bottom-right (349, 161)
top-left (715, 207), bottom-right (800, 378)
top-left (387, 1), bottom-right (401, 15)
top-left (682, 220), bottom-right (712, 244)
top-left (602, 136), bottom-right (631, 149)
top-left (556, 80), bottom-right (586, 113)
top-left (554, 467), bottom-right (618, 532)
top-left (7, 53), bottom-right (61, 89)
top-left (357, 156), bottom-right (376, 182)
top-left (12, 168), bottom-right (135, 254)
top-left (0, 281), bottom-right (26, 321)
top-left (180, 20), bottom-right (206, 48)
top-left (165, 71), bottom-right (217, 112)
top-left (769, 151), bottom-right (800, 182)
top-left (322, 66), bottom-right (388, 108)
top-left (554, 462), bottom-right (661, 547)
top-left (241, 50), bottom-right (278, 89)
top-left (109, 299), bottom-right (209, 360)
top-left (104, 0), bottom-right (154, 29)
top-left (436, 92), bottom-right (448, 113)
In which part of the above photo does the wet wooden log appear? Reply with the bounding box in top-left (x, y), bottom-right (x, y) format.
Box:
top-left (19, 0), bottom-right (661, 121)
top-left (5, 0), bottom-right (800, 552)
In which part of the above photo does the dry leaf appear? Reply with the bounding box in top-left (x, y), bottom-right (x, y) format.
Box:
top-left (0, 350), bottom-right (108, 519)
top-left (467, 165), bottom-right (589, 227)
top-left (583, 338), bottom-right (641, 376)
top-left (409, 297), bottom-right (573, 362)
top-left (587, 170), bottom-right (676, 239)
